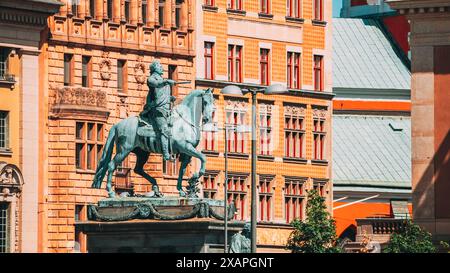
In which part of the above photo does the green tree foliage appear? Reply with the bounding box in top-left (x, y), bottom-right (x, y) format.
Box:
top-left (286, 190), bottom-right (341, 253)
top-left (384, 220), bottom-right (436, 253)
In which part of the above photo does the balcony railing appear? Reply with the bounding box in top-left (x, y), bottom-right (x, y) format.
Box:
top-left (356, 218), bottom-right (407, 236)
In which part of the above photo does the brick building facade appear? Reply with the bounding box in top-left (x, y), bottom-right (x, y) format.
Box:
top-left (41, 0), bottom-right (196, 252)
top-left (195, 0), bottom-right (333, 252)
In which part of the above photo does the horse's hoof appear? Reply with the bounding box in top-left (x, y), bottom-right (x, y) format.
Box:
top-left (179, 190), bottom-right (186, 197)
top-left (108, 191), bottom-right (116, 198)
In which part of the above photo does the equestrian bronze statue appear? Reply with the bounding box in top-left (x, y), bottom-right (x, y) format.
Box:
top-left (91, 60), bottom-right (214, 198)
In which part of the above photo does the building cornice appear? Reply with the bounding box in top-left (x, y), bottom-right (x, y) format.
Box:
top-left (196, 79), bottom-right (335, 100)
top-left (387, 0), bottom-right (450, 14)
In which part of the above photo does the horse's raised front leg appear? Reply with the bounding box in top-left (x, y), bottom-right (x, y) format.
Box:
top-left (134, 148), bottom-right (163, 197)
top-left (106, 150), bottom-right (130, 198)
top-left (181, 144), bottom-right (206, 180)
top-left (176, 154), bottom-right (191, 197)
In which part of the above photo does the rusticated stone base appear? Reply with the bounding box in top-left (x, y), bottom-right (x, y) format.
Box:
top-left (76, 219), bottom-right (244, 253)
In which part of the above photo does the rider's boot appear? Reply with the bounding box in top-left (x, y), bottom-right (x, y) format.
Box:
top-left (161, 135), bottom-right (174, 161)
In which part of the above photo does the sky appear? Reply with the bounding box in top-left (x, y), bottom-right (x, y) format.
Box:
top-left (333, 0), bottom-right (343, 18)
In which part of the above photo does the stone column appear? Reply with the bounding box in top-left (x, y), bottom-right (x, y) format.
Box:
top-left (147, 0), bottom-right (155, 26)
top-left (20, 49), bottom-right (40, 253)
top-left (95, 0), bottom-right (104, 20)
top-left (113, 0), bottom-right (121, 22)
top-left (130, 0), bottom-right (138, 24)
top-left (79, 0), bottom-right (87, 17)
top-left (180, 0), bottom-right (187, 31)
top-left (60, 0), bottom-right (68, 16)
top-left (164, 0), bottom-right (171, 28)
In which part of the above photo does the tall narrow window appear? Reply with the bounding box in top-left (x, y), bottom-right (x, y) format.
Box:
top-left (203, 105), bottom-right (217, 151)
top-left (284, 105), bottom-right (305, 159)
top-left (175, 0), bottom-right (182, 28)
top-left (76, 122), bottom-right (104, 170)
top-left (117, 59), bottom-right (127, 93)
top-left (205, 0), bottom-right (215, 6)
top-left (107, 0), bottom-right (113, 19)
top-left (313, 55), bottom-right (323, 91)
top-left (203, 172), bottom-right (218, 199)
top-left (259, 104), bottom-right (272, 156)
top-left (82, 56), bottom-right (92, 88)
top-left (228, 45), bottom-right (242, 83)
top-left (258, 176), bottom-right (273, 222)
top-left (64, 54), bottom-right (73, 86)
top-left (260, 49), bottom-right (270, 85)
top-left (287, 52), bottom-right (301, 89)
top-left (261, 0), bottom-right (270, 13)
top-left (227, 175), bottom-right (247, 220)
top-left (71, 0), bottom-right (79, 17)
top-left (125, 0), bottom-right (131, 23)
top-left (228, 0), bottom-right (242, 10)
top-left (163, 158), bottom-right (179, 176)
top-left (226, 101), bottom-right (247, 154)
top-left (0, 111), bottom-right (9, 150)
top-left (0, 48), bottom-right (10, 80)
top-left (168, 65), bottom-right (178, 97)
top-left (204, 42), bottom-right (214, 80)
top-left (158, 0), bottom-right (165, 26)
top-left (313, 115), bottom-right (326, 160)
top-left (287, 0), bottom-right (301, 17)
top-left (0, 202), bottom-right (10, 253)
top-left (313, 181), bottom-right (327, 197)
top-left (314, 0), bottom-right (323, 21)
top-left (285, 178), bottom-right (305, 223)
top-left (142, 1), bottom-right (147, 24)
top-left (89, 0), bottom-right (96, 17)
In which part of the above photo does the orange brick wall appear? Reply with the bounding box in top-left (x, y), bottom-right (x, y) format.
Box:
top-left (43, 45), bottom-right (194, 252)
top-left (197, 0), bottom-right (333, 250)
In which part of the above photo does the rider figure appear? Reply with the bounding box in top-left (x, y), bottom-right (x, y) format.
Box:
top-left (139, 60), bottom-right (176, 161)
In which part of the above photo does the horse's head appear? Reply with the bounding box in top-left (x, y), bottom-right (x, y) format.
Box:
top-left (201, 88), bottom-right (215, 124)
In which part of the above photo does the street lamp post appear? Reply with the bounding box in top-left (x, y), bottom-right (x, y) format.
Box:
top-left (221, 84), bottom-right (287, 253)
top-left (202, 123), bottom-right (250, 253)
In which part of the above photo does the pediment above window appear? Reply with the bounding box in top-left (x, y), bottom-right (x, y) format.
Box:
top-left (0, 162), bottom-right (23, 195)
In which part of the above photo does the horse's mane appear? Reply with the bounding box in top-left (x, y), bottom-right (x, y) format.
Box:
top-left (179, 89), bottom-right (204, 106)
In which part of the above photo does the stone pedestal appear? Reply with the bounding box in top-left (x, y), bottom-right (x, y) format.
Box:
top-left (76, 219), bottom-right (244, 253)
top-left (77, 196), bottom-right (240, 253)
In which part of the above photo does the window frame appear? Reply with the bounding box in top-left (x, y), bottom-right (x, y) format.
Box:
top-left (228, 44), bottom-right (243, 83)
top-left (0, 111), bottom-right (9, 150)
top-left (204, 42), bottom-right (214, 80)
top-left (117, 59), bottom-right (127, 93)
top-left (227, 175), bottom-right (248, 221)
top-left (313, 55), bottom-right (324, 91)
top-left (314, 0), bottom-right (324, 21)
top-left (261, 0), bottom-right (270, 14)
top-left (284, 178), bottom-right (305, 223)
top-left (287, 0), bottom-right (301, 18)
top-left (260, 48), bottom-right (270, 86)
top-left (258, 175), bottom-right (274, 222)
top-left (75, 122), bottom-right (105, 171)
top-left (313, 117), bottom-right (326, 160)
top-left (258, 104), bottom-right (273, 156)
top-left (81, 55), bottom-right (92, 88)
top-left (64, 53), bottom-right (74, 86)
top-left (287, 52), bottom-right (301, 89)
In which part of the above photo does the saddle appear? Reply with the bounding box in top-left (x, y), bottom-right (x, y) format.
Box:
top-left (137, 115), bottom-right (175, 159)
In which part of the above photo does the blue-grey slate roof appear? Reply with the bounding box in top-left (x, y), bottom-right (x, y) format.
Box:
top-left (333, 115), bottom-right (411, 191)
top-left (333, 18), bottom-right (411, 91)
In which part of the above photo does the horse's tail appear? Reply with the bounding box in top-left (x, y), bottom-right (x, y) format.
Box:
top-left (91, 125), bottom-right (116, 189)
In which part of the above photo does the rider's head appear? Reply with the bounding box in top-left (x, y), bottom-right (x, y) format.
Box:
top-left (150, 60), bottom-right (163, 75)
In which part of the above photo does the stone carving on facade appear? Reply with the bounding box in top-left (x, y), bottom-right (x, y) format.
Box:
top-left (99, 52), bottom-right (112, 87)
top-left (312, 107), bottom-right (327, 119)
top-left (225, 99), bottom-right (248, 111)
top-left (0, 162), bottom-right (23, 196)
top-left (284, 104), bottom-right (306, 116)
top-left (134, 56), bottom-right (146, 90)
top-left (51, 86), bottom-right (109, 121)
